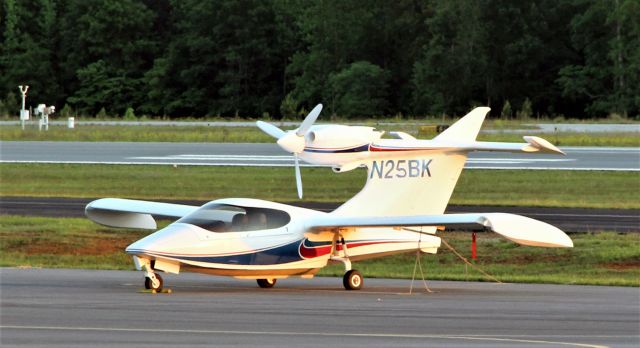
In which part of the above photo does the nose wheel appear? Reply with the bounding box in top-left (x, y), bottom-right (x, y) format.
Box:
top-left (144, 273), bottom-right (163, 292)
top-left (257, 278), bottom-right (277, 288)
top-left (343, 270), bottom-right (363, 290)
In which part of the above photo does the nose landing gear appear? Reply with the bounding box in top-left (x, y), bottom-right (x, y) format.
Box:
top-left (144, 271), bottom-right (163, 292)
top-left (257, 278), bottom-right (277, 288)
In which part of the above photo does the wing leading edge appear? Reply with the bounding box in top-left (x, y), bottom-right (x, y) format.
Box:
top-left (306, 213), bottom-right (573, 248)
top-left (85, 198), bottom-right (199, 230)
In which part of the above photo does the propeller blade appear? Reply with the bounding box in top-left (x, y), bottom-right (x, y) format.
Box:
top-left (256, 121), bottom-right (286, 139)
top-left (296, 104), bottom-right (323, 136)
top-left (295, 154), bottom-right (303, 199)
top-left (277, 132), bottom-right (306, 153)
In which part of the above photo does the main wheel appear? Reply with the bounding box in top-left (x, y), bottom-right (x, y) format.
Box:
top-left (144, 273), bottom-right (163, 292)
top-left (257, 278), bottom-right (277, 288)
top-left (343, 270), bottom-right (363, 290)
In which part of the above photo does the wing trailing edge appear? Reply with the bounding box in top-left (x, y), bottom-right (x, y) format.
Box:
top-left (306, 212), bottom-right (573, 248)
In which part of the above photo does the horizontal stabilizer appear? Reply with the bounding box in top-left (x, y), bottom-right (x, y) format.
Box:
top-left (522, 136), bottom-right (565, 154)
top-left (85, 198), bottom-right (199, 230)
top-left (307, 212), bottom-right (572, 248)
top-left (421, 136), bottom-right (565, 154)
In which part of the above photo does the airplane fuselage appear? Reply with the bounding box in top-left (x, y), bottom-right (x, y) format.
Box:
top-left (125, 198), bottom-right (440, 279)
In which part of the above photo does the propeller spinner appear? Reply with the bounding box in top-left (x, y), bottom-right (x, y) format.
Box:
top-left (255, 104), bottom-right (323, 199)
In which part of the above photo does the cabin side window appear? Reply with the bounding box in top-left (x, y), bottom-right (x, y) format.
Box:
top-left (177, 203), bottom-right (290, 233)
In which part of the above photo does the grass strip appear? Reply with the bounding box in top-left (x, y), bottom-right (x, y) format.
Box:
top-left (2, 124), bottom-right (638, 146)
top-left (1, 216), bottom-right (637, 286)
top-left (1, 164), bottom-right (638, 209)
top-left (0, 125), bottom-right (274, 143)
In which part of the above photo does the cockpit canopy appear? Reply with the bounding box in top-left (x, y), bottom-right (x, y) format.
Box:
top-left (176, 203), bottom-right (291, 233)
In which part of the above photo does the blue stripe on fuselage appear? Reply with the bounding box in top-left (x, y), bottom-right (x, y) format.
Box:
top-left (303, 144), bottom-right (369, 153)
top-left (151, 239), bottom-right (304, 266)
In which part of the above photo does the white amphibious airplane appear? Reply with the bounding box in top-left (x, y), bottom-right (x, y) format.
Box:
top-left (86, 106), bottom-right (572, 292)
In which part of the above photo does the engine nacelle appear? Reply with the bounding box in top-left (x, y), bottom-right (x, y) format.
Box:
top-left (305, 125), bottom-right (383, 150)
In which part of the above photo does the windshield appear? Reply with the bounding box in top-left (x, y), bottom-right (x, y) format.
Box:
top-left (176, 203), bottom-right (291, 233)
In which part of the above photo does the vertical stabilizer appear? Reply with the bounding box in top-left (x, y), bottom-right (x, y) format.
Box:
top-left (333, 107), bottom-right (491, 218)
top-left (434, 107), bottom-right (490, 142)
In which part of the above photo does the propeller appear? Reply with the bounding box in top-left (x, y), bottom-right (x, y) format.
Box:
top-left (256, 121), bottom-right (285, 139)
top-left (294, 154), bottom-right (302, 199)
top-left (255, 104), bottom-right (323, 199)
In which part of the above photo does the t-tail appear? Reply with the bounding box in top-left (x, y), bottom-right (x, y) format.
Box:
top-left (333, 107), bottom-right (490, 218)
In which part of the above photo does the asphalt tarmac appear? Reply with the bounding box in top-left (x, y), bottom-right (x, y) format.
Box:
top-left (1, 268), bottom-right (638, 347)
top-left (2, 141), bottom-right (639, 171)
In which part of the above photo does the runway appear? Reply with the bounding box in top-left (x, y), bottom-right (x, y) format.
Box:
top-left (2, 196), bottom-right (638, 232)
top-left (1, 268), bottom-right (637, 347)
top-left (2, 141), bottom-right (639, 171)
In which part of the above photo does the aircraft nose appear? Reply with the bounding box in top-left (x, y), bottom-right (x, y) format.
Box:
top-left (126, 223), bottom-right (199, 255)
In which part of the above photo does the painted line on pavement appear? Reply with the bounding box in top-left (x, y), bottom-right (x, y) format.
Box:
top-left (0, 325), bottom-right (610, 348)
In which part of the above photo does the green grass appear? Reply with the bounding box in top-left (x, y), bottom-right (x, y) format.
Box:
top-left (1, 164), bottom-right (638, 209)
top-left (1, 123), bottom-right (638, 146)
top-left (1, 216), bottom-right (637, 286)
top-left (452, 170), bottom-right (640, 209)
top-left (0, 216), bottom-right (148, 270)
top-left (0, 125), bottom-right (274, 143)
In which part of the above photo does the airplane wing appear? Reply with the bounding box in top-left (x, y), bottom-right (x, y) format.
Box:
top-left (306, 213), bottom-right (573, 248)
top-left (85, 198), bottom-right (199, 230)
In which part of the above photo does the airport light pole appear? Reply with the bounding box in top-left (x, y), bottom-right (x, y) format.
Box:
top-left (18, 85), bottom-right (29, 130)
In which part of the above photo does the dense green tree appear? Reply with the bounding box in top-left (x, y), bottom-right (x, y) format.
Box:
top-left (1, 0), bottom-right (636, 119)
top-left (412, 0), bottom-right (581, 117)
top-left (0, 0), bottom-right (60, 112)
top-left (287, 0), bottom-right (370, 112)
top-left (326, 61), bottom-right (390, 117)
top-left (58, 0), bottom-right (155, 115)
top-left (557, 0), bottom-right (639, 117)
top-left (143, 0), bottom-right (297, 117)
top-left (412, 0), bottom-right (486, 115)
top-left (288, 0), bottom-right (429, 116)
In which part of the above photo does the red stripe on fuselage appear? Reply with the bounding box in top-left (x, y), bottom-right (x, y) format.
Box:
top-left (298, 240), bottom-right (407, 259)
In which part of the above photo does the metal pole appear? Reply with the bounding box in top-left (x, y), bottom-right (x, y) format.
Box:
top-left (18, 85), bottom-right (29, 130)
top-left (471, 232), bottom-right (477, 260)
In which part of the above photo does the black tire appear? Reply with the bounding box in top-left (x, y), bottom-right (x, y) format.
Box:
top-left (257, 278), bottom-right (277, 288)
top-left (343, 270), bottom-right (363, 290)
top-left (144, 273), bottom-right (163, 292)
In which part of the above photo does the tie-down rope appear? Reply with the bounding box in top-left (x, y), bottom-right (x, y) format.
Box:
top-left (406, 228), bottom-right (502, 294)
top-left (439, 236), bottom-right (503, 284)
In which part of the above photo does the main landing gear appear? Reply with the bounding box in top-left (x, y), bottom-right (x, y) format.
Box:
top-left (343, 269), bottom-right (363, 290)
top-left (332, 236), bottom-right (363, 290)
top-left (257, 278), bottom-right (277, 288)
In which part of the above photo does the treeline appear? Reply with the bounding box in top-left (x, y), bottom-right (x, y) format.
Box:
top-left (1, 0), bottom-right (638, 119)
